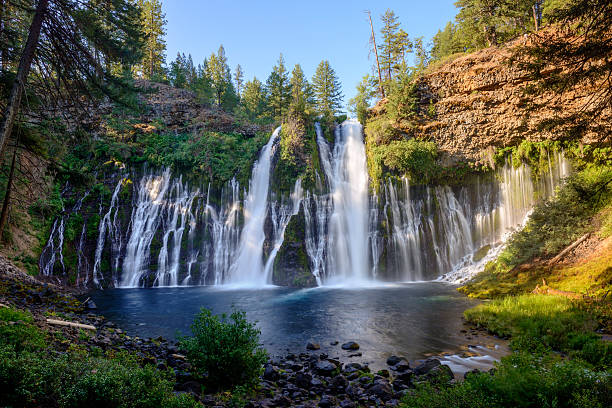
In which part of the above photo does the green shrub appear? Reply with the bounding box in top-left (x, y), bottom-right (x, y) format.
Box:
top-left (179, 308), bottom-right (268, 391)
top-left (369, 139), bottom-right (438, 186)
top-left (0, 345), bottom-right (197, 408)
top-left (0, 307), bottom-right (46, 352)
top-left (402, 353), bottom-right (612, 408)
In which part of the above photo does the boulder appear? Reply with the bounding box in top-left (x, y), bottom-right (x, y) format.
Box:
top-left (341, 342), bottom-right (360, 351)
top-left (413, 358), bottom-right (441, 376)
top-left (386, 355), bottom-right (402, 366)
top-left (307, 342), bottom-right (321, 350)
top-left (315, 360), bottom-right (337, 376)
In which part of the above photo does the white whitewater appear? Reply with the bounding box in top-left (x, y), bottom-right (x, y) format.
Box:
top-left (120, 170), bottom-right (172, 287)
top-left (262, 178), bottom-right (304, 282)
top-left (228, 127), bottom-right (281, 286)
top-left (312, 120), bottom-right (370, 284)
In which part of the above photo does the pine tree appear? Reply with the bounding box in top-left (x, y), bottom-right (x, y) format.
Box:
top-left (378, 9), bottom-right (400, 81)
top-left (289, 64), bottom-right (313, 116)
top-left (206, 45), bottom-right (235, 108)
top-left (349, 75), bottom-right (376, 125)
top-left (137, 0), bottom-right (166, 80)
top-left (311, 60), bottom-right (343, 119)
top-left (169, 52), bottom-right (187, 88)
top-left (234, 64), bottom-right (244, 99)
top-left (242, 77), bottom-right (267, 121)
top-left (431, 22), bottom-right (464, 61)
top-left (265, 54), bottom-right (291, 122)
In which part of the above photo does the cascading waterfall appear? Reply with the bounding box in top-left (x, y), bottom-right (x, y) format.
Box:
top-left (263, 179), bottom-right (303, 281)
top-left (228, 127), bottom-right (280, 285)
top-left (120, 170), bottom-right (173, 287)
top-left (310, 120), bottom-right (370, 284)
top-left (40, 120), bottom-right (571, 288)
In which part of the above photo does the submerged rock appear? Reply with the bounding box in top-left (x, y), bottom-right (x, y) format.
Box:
top-left (307, 342), bottom-right (320, 350)
top-left (341, 341), bottom-right (360, 351)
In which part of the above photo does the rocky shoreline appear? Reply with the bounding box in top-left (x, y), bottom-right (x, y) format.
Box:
top-left (0, 257), bottom-right (506, 407)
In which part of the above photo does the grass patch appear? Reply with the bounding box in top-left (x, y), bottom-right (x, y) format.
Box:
top-left (464, 294), bottom-right (610, 367)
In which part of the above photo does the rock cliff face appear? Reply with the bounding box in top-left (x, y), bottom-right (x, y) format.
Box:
top-left (388, 37), bottom-right (611, 165)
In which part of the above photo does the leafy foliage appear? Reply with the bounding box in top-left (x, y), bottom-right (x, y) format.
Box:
top-left (179, 308), bottom-right (268, 391)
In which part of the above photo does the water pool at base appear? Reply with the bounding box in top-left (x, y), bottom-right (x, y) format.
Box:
top-left (91, 282), bottom-right (495, 371)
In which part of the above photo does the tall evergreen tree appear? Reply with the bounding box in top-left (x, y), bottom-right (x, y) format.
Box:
top-left (168, 52), bottom-right (187, 88)
top-left (349, 75), bottom-right (376, 125)
top-left (0, 0), bottom-right (143, 160)
top-left (137, 0), bottom-right (166, 79)
top-left (431, 22), bottom-right (464, 61)
top-left (234, 64), bottom-right (244, 99)
top-left (311, 60), bottom-right (343, 119)
top-left (205, 45), bottom-right (236, 108)
top-left (378, 9), bottom-right (400, 81)
top-left (242, 77), bottom-right (267, 121)
top-left (265, 53), bottom-right (291, 122)
top-left (289, 64), bottom-right (313, 116)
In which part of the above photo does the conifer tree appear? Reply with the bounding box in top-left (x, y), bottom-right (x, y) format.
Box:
top-left (137, 0), bottom-right (166, 79)
top-left (205, 45), bottom-right (236, 108)
top-left (265, 53), bottom-right (291, 122)
top-left (234, 64), bottom-right (244, 99)
top-left (378, 9), bottom-right (400, 81)
top-left (242, 77), bottom-right (267, 121)
top-left (349, 75), bottom-right (376, 125)
top-left (289, 64), bottom-right (313, 116)
top-left (312, 60), bottom-right (343, 119)
top-left (169, 52), bottom-right (187, 88)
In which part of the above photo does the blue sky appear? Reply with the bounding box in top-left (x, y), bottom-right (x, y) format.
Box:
top-left (163, 1), bottom-right (458, 111)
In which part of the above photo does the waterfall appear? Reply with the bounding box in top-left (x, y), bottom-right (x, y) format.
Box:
top-left (203, 179), bottom-right (241, 285)
top-left (228, 127), bottom-right (280, 285)
top-left (120, 170), bottom-right (173, 288)
top-left (313, 120), bottom-right (370, 284)
top-left (40, 119), bottom-right (573, 288)
top-left (93, 180), bottom-right (123, 286)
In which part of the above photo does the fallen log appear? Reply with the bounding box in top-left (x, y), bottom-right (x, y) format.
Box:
top-left (548, 233), bottom-right (590, 265)
top-left (46, 318), bottom-right (96, 331)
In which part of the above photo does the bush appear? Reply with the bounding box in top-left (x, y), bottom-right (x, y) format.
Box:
top-left (179, 308), bottom-right (268, 391)
top-left (0, 307), bottom-right (46, 352)
top-left (402, 353), bottom-right (612, 408)
top-left (0, 345), bottom-right (199, 408)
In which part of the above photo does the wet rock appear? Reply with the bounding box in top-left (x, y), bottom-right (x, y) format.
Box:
top-left (343, 362), bottom-right (362, 374)
top-left (377, 369), bottom-right (390, 378)
top-left (348, 352), bottom-right (362, 358)
top-left (294, 372), bottom-right (312, 389)
top-left (315, 360), bottom-right (337, 376)
top-left (394, 369), bottom-right (413, 384)
top-left (424, 364), bottom-right (454, 384)
top-left (391, 361), bottom-right (411, 373)
top-left (341, 342), bottom-right (360, 351)
top-left (307, 342), bottom-right (321, 350)
top-left (367, 382), bottom-right (393, 401)
top-left (263, 363), bottom-right (279, 381)
top-left (330, 341), bottom-right (339, 346)
top-left (85, 300), bottom-right (97, 309)
top-left (413, 358), bottom-right (441, 376)
top-left (340, 400), bottom-right (355, 408)
top-left (318, 395), bottom-right (336, 408)
top-left (177, 380), bottom-right (201, 395)
top-left (330, 374), bottom-right (348, 393)
top-left (386, 355), bottom-right (403, 366)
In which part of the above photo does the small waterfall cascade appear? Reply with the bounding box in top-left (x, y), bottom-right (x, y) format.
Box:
top-left (202, 179), bottom-right (241, 285)
top-left (228, 127), bottom-right (280, 285)
top-left (262, 178), bottom-right (304, 281)
top-left (40, 185), bottom-right (88, 278)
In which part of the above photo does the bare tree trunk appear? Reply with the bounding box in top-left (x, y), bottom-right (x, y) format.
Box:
top-left (0, 0), bottom-right (49, 159)
top-left (0, 0), bottom-right (5, 71)
top-left (532, 5), bottom-right (539, 31)
top-left (0, 147), bottom-right (17, 238)
top-left (366, 11), bottom-right (385, 99)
